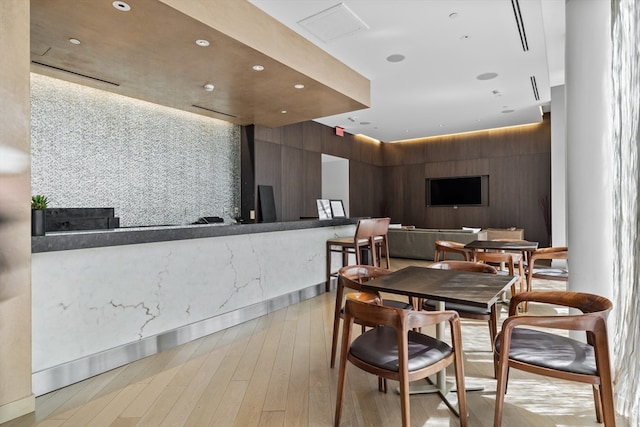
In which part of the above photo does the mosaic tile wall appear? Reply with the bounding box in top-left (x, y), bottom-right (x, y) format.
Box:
top-left (31, 74), bottom-right (240, 227)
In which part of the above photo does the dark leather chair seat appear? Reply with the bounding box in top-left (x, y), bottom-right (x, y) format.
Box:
top-left (495, 327), bottom-right (596, 375)
top-left (350, 326), bottom-right (453, 372)
top-left (423, 299), bottom-right (490, 315)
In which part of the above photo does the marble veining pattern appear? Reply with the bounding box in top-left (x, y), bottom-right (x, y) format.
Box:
top-left (31, 225), bottom-right (355, 371)
top-left (30, 73), bottom-right (240, 227)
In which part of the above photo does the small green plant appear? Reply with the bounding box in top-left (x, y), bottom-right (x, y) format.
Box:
top-left (31, 195), bottom-right (49, 210)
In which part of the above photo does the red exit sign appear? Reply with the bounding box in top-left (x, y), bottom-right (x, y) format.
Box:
top-left (335, 126), bottom-right (344, 137)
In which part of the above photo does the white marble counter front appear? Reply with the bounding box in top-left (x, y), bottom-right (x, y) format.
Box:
top-left (31, 222), bottom-right (356, 395)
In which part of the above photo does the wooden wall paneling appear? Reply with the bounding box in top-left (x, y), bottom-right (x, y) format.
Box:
top-left (380, 142), bottom-right (404, 166)
top-left (302, 150), bottom-right (321, 218)
top-left (400, 140), bottom-right (426, 165)
top-left (348, 160), bottom-right (368, 217)
top-left (254, 140), bottom-right (282, 221)
top-left (516, 152), bottom-right (551, 246)
top-left (360, 162), bottom-right (385, 218)
top-left (401, 163), bottom-right (427, 227)
top-left (282, 122), bottom-right (303, 149)
top-left (513, 115), bottom-right (551, 155)
top-left (381, 166), bottom-right (404, 222)
top-left (302, 121), bottom-right (323, 152)
top-left (423, 135), bottom-right (460, 163)
top-left (488, 155), bottom-right (521, 229)
top-left (254, 125), bottom-right (282, 144)
top-left (321, 128), bottom-right (351, 159)
top-left (280, 146), bottom-right (304, 221)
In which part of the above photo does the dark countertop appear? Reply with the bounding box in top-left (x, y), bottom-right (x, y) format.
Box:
top-left (32, 218), bottom-right (359, 253)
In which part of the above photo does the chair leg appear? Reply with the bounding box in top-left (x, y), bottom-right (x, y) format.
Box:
top-left (398, 374), bottom-right (411, 427)
top-left (330, 283), bottom-right (345, 368)
top-left (453, 353), bottom-right (468, 427)
top-left (489, 305), bottom-right (498, 378)
top-left (335, 318), bottom-right (354, 427)
top-left (334, 359), bottom-right (349, 427)
top-left (592, 385), bottom-right (603, 423)
top-left (494, 356), bottom-right (510, 427)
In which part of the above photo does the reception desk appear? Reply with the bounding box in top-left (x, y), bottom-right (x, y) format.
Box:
top-left (31, 219), bottom-right (357, 395)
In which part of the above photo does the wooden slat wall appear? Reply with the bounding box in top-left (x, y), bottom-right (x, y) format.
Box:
top-left (251, 114), bottom-right (551, 246)
top-left (382, 115), bottom-right (551, 245)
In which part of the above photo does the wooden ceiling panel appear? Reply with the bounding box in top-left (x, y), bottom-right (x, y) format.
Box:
top-left (30, 0), bottom-right (370, 127)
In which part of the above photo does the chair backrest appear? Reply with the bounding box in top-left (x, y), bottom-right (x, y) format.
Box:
top-left (338, 264), bottom-right (392, 291)
top-left (474, 251), bottom-right (519, 274)
top-left (354, 219), bottom-right (377, 241)
top-left (529, 246), bottom-right (568, 281)
top-left (344, 297), bottom-right (458, 337)
top-left (434, 240), bottom-right (471, 262)
top-left (509, 291), bottom-right (610, 318)
top-left (531, 246), bottom-right (568, 261)
top-left (430, 260), bottom-right (498, 274)
top-left (371, 217), bottom-right (391, 238)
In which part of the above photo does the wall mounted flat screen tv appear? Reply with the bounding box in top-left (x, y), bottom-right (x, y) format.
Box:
top-left (427, 176), bottom-right (484, 206)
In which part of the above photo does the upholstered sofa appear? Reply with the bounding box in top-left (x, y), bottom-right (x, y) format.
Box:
top-left (387, 228), bottom-right (488, 261)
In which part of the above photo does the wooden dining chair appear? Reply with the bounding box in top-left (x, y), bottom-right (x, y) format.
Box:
top-left (494, 291), bottom-right (615, 427)
top-left (325, 218), bottom-right (391, 291)
top-left (330, 265), bottom-right (413, 368)
top-left (524, 246), bottom-right (568, 311)
top-left (423, 261), bottom-right (501, 376)
top-left (474, 251), bottom-right (524, 299)
top-left (526, 246), bottom-right (568, 291)
top-left (335, 297), bottom-right (468, 427)
top-left (434, 240), bottom-right (472, 262)
top-left (370, 217), bottom-right (391, 268)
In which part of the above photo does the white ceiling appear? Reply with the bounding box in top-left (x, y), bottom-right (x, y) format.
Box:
top-left (249, 0), bottom-right (565, 142)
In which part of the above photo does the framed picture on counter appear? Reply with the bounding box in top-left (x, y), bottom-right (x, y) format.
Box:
top-left (330, 199), bottom-right (346, 218)
top-left (317, 199), bottom-right (332, 220)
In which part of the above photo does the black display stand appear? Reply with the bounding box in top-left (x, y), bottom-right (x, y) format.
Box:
top-left (258, 185), bottom-right (277, 223)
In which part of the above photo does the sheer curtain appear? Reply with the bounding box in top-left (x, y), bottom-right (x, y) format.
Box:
top-left (611, 0), bottom-right (640, 424)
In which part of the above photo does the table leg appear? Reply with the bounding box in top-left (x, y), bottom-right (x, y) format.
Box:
top-left (402, 300), bottom-right (482, 417)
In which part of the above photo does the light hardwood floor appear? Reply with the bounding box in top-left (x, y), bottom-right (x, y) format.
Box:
top-left (2, 259), bottom-right (628, 427)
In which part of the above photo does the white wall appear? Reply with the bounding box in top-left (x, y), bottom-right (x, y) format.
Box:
top-left (321, 154), bottom-right (350, 217)
top-left (551, 85), bottom-right (567, 248)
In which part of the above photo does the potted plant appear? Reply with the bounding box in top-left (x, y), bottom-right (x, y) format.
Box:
top-left (31, 194), bottom-right (48, 236)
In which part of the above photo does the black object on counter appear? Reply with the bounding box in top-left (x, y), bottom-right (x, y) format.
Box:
top-left (45, 208), bottom-right (119, 232)
top-left (193, 216), bottom-right (224, 224)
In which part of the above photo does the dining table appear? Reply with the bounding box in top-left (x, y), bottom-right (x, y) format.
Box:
top-left (361, 265), bottom-right (517, 416)
top-left (464, 239), bottom-right (539, 261)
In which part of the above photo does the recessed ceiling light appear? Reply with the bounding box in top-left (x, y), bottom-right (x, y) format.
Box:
top-left (195, 39), bottom-right (210, 47)
top-left (501, 109), bottom-right (515, 113)
top-left (203, 83), bottom-right (214, 92)
top-left (449, 12), bottom-right (459, 19)
top-left (69, 38), bottom-right (81, 45)
top-left (386, 54), bottom-right (405, 63)
top-left (281, 110), bottom-right (287, 114)
top-left (112, 1), bottom-right (131, 12)
top-left (252, 65), bottom-right (265, 71)
top-left (477, 72), bottom-right (498, 80)
top-left (294, 84), bottom-right (305, 89)
top-left (360, 121), bottom-right (371, 125)
top-left (460, 35), bottom-right (471, 40)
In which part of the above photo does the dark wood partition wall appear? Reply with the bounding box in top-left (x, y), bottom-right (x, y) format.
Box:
top-left (382, 114), bottom-right (552, 246)
top-left (252, 121), bottom-right (385, 222)
top-left (248, 114), bottom-right (551, 246)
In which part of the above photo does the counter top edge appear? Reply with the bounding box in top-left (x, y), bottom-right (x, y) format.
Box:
top-left (32, 218), bottom-right (360, 253)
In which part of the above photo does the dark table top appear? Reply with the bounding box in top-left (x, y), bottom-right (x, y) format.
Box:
top-left (362, 266), bottom-right (516, 309)
top-left (464, 240), bottom-right (539, 251)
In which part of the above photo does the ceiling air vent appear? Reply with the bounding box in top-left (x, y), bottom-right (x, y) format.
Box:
top-left (297, 3), bottom-right (369, 43)
top-left (511, 0), bottom-right (529, 52)
top-left (192, 105), bottom-right (237, 118)
top-left (31, 61), bottom-right (120, 86)
top-left (530, 75), bottom-right (540, 101)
